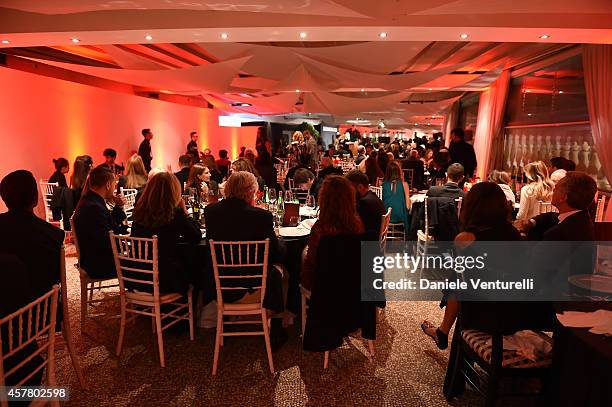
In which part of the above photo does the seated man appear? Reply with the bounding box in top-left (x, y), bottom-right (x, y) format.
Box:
top-left (0, 170), bottom-right (65, 301)
top-left (73, 166), bottom-right (127, 279)
top-left (400, 149), bottom-right (426, 190)
top-left (174, 154), bottom-right (192, 194)
top-left (345, 170), bottom-right (386, 239)
top-left (426, 163), bottom-right (466, 199)
top-left (204, 171), bottom-right (286, 313)
top-left (518, 171), bottom-right (596, 242)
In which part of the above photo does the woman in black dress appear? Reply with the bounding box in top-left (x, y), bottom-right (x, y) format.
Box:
top-left (49, 157), bottom-right (69, 187)
top-left (421, 182), bottom-right (521, 349)
top-left (130, 171), bottom-right (202, 294)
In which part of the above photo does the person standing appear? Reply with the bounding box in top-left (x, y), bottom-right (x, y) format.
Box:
top-left (448, 128), bottom-right (477, 179)
top-left (138, 128), bottom-right (154, 172)
top-left (187, 131), bottom-right (198, 153)
top-left (303, 129), bottom-right (319, 168)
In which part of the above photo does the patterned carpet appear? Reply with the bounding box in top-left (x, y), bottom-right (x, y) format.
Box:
top-left (56, 248), bottom-right (493, 406)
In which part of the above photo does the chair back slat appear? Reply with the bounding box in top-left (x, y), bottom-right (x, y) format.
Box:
top-left (120, 188), bottom-right (137, 218)
top-left (379, 208), bottom-right (392, 251)
top-left (110, 233), bottom-right (159, 299)
top-left (39, 180), bottom-right (59, 225)
top-left (537, 201), bottom-right (557, 215)
top-left (0, 286), bottom-right (59, 387)
top-left (209, 240), bottom-right (270, 306)
top-left (369, 186), bottom-right (382, 200)
top-left (595, 195), bottom-right (607, 222)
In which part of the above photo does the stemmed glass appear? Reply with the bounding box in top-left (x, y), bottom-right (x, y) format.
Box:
top-left (269, 188), bottom-right (277, 207)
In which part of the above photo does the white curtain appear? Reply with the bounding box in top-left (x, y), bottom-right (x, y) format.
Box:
top-left (583, 44), bottom-right (612, 220)
top-left (473, 69), bottom-right (511, 179)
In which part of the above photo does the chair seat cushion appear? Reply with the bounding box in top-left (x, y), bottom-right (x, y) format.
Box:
top-left (223, 302), bottom-right (261, 311)
top-left (461, 329), bottom-right (552, 368)
top-left (126, 291), bottom-right (182, 304)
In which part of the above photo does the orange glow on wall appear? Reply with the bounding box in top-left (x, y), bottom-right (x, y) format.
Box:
top-left (0, 67), bottom-right (256, 213)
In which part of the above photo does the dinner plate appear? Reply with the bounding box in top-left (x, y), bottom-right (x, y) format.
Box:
top-left (278, 226), bottom-right (310, 237)
top-left (299, 206), bottom-right (318, 217)
top-left (568, 274), bottom-right (612, 294)
top-left (300, 218), bottom-right (316, 230)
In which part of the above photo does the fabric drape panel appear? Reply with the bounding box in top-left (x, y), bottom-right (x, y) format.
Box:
top-left (443, 100), bottom-right (460, 147)
top-left (473, 69), bottom-right (511, 179)
top-left (583, 45), bottom-right (612, 215)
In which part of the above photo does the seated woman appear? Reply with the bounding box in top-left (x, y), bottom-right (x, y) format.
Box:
top-left (201, 155), bottom-right (224, 184)
top-left (130, 172), bottom-right (202, 294)
top-left (421, 182), bottom-right (521, 349)
top-left (118, 154), bottom-right (148, 194)
top-left (361, 150), bottom-right (384, 185)
top-left (382, 161), bottom-right (410, 230)
top-left (186, 163), bottom-right (219, 199)
top-left (488, 169), bottom-right (516, 204)
top-left (232, 158), bottom-right (265, 191)
top-left (70, 155), bottom-right (93, 203)
top-left (49, 157), bottom-right (69, 187)
top-left (516, 161), bottom-right (554, 220)
top-left (301, 175), bottom-right (364, 291)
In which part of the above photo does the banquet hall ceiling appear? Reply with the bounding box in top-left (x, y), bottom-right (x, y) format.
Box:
top-left (1, 0), bottom-right (609, 126)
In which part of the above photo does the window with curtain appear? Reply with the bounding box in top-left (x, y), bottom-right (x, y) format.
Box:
top-left (501, 54), bottom-right (610, 191)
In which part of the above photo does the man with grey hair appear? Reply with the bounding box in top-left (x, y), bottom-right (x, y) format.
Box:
top-left (426, 163), bottom-right (466, 199)
top-left (204, 171), bottom-right (285, 312)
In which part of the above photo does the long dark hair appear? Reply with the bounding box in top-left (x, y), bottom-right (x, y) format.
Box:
top-left (53, 158), bottom-right (69, 172)
top-left (376, 148), bottom-right (389, 174)
top-left (460, 182), bottom-right (511, 231)
top-left (317, 175), bottom-right (363, 235)
top-left (71, 156), bottom-right (92, 190)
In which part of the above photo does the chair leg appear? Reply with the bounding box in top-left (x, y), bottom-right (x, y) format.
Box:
top-left (62, 321), bottom-right (86, 388)
top-left (300, 293), bottom-right (307, 339)
top-left (262, 312), bottom-right (275, 374)
top-left (80, 280), bottom-right (88, 330)
top-left (116, 298), bottom-right (127, 357)
top-left (212, 311), bottom-right (223, 375)
top-left (485, 373), bottom-right (499, 407)
top-left (151, 316), bottom-right (156, 333)
top-left (188, 289), bottom-right (195, 341)
top-left (367, 339), bottom-right (375, 357)
top-left (154, 305), bottom-right (165, 368)
top-left (323, 351), bottom-right (329, 369)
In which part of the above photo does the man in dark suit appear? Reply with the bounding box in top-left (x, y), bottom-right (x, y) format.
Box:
top-left (426, 163), bottom-right (466, 200)
top-left (521, 171), bottom-right (596, 242)
top-left (204, 171), bottom-right (285, 312)
top-left (400, 149), bottom-right (426, 190)
top-left (138, 128), bottom-right (154, 172)
top-left (73, 167), bottom-right (127, 279)
top-left (345, 170), bottom-right (385, 239)
top-left (174, 154), bottom-right (192, 194)
top-left (0, 170), bottom-right (64, 299)
top-left (448, 128), bottom-right (477, 178)
top-left (186, 131), bottom-right (198, 153)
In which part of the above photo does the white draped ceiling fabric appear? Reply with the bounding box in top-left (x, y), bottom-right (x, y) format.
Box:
top-left (583, 44), bottom-right (612, 220)
top-left (473, 69), bottom-right (511, 179)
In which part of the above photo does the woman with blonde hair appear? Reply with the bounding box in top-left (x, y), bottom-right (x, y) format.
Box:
top-left (488, 170), bottom-right (515, 204)
top-left (130, 172), bottom-right (201, 293)
top-left (301, 175), bottom-right (364, 290)
top-left (516, 160), bottom-right (554, 220)
top-left (292, 130), bottom-right (304, 144)
top-left (120, 154), bottom-right (148, 190)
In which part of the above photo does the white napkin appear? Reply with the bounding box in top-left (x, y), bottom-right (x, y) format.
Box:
top-left (556, 309), bottom-right (612, 336)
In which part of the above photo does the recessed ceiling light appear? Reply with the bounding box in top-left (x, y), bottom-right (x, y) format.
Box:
top-left (527, 113), bottom-right (533, 116)
top-left (295, 89), bottom-right (300, 93)
top-left (360, 88), bottom-right (365, 92)
top-left (379, 32), bottom-right (388, 39)
top-left (460, 33), bottom-right (469, 39)
top-left (1, 40), bottom-right (9, 44)
top-left (71, 38), bottom-right (80, 43)
top-left (144, 34), bottom-right (153, 41)
top-left (220, 33), bottom-right (228, 39)
top-left (240, 103), bottom-right (251, 107)
top-left (299, 32), bottom-right (307, 39)
top-left (558, 90), bottom-right (564, 94)
top-left (525, 89), bottom-right (532, 93)
top-left (428, 88), bottom-right (433, 91)
top-left (414, 123), bottom-right (418, 125)
top-left (427, 123), bottom-right (431, 125)
top-left (539, 34), bottom-right (550, 39)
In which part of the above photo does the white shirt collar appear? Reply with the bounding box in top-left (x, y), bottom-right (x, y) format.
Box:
top-left (558, 209), bottom-right (581, 224)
